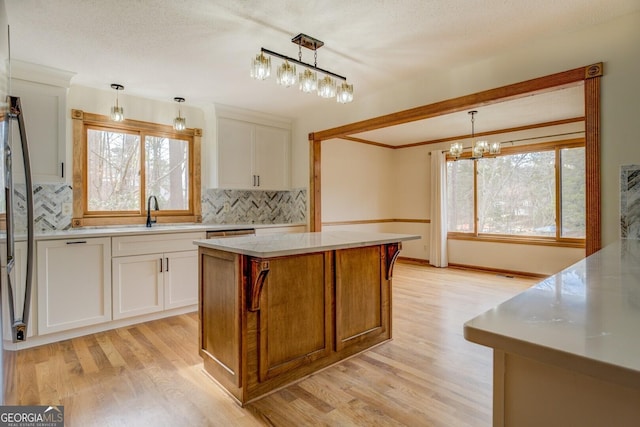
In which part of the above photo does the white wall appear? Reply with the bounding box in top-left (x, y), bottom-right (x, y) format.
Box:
top-left (321, 139), bottom-right (394, 221)
top-left (296, 11), bottom-right (640, 275)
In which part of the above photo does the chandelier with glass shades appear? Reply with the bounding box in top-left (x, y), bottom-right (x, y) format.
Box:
top-left (250, 33), bottom-right (354, 103)
top-left (449, 110), bottom-right (501, 159)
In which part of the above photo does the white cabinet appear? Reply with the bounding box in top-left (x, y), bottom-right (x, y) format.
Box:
top-left (11, 79), bottom-right (68, 183)
top-left (164, 250), bottom-right (200, 309)
top-left (253, 125), bottom-right (290, 190)
top-left (37, 237), bottom-right (111, 335)
top-left (111, 232), bottom-right (204, 319)
top-left (217, 117), bottom-right (290, 190)
top-left (112, 254), bottom-right (164, 319)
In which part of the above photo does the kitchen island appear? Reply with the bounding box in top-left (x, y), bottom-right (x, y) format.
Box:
top-left (464, 240), bottom-right (640, 427)
top-left (195, 231), bottom-right (419, 405)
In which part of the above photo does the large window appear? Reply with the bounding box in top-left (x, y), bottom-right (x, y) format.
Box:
top-left (446, 140), bottom-right (585, 245)
top-left (72, 110), bottom-right (201, 227)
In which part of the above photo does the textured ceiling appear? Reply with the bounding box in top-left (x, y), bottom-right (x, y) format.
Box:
top-left (5, 0), bottom-right (640, 136)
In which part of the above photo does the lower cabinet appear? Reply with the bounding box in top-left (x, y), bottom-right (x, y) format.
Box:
top-left (164, 251), bottom-right (200, 309)
top-left (37, 237), bottom-right (112, 335)
top-left (111, 230), bottom-right (204, 320)
top-left (112, 250), bottom-right (199, 320)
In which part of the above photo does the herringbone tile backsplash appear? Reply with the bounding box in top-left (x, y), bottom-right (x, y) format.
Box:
top-left (201, 188), bottom-right (306, 224)
top-left (12, 184), bottom-right (306, 233)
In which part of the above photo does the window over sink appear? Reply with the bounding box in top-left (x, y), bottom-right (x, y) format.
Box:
top-left (71, 110), bottom-right (201, 227)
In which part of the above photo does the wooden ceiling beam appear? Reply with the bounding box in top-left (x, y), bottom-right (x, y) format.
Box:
top-left (309, 66), bottom-right (589, 141)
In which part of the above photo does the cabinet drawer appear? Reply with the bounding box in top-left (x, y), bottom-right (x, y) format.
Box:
top-left (112, 232), bottom-right (205, 257)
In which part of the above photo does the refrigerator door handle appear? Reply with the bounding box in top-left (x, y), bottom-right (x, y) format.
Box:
top-left (8, 96), bottom-right (34, 342)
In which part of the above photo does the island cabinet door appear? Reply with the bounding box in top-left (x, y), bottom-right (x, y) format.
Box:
top-left (199, 248), bottom-right (243, 400)
top-left (335, 245), bottom-right (390, 351)
top-left (255, 252), bottom-right (333, 382)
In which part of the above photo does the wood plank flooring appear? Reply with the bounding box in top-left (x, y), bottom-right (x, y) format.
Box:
top-left (16, 262), bottom-right (539, 426)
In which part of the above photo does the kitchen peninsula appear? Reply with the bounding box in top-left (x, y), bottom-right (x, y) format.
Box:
top-left (465, 239), bottom-right (640, 427)
top-left (195, 231), bottom-right (419, 405)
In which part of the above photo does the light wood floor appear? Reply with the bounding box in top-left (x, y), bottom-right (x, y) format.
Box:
top-left (17, 262), bottom-right (539, 426)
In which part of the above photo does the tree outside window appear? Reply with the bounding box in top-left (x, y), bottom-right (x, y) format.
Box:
top-left (72, 110), bottom-right (201, 227)
top-left (446, 141), bottom-right (585, 243)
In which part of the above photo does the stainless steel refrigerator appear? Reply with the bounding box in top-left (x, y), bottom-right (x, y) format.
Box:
top-left (1, 0), bottom-right (35, 405)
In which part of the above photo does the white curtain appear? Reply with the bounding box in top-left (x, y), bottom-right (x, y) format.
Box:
top-left (429, 150), bottom-right (448, 267)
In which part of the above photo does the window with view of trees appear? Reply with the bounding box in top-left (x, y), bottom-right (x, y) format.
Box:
top-left (446, 140), bottom-right (585, 245)
top-left (72, 110), bottom-right (201, 227)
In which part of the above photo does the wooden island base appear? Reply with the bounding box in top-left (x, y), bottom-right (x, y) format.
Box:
top-left (197, 238), bottom-right (405, 405)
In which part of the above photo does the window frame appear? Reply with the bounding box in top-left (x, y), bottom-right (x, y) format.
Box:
top-left (71, 109), bottom-right (201, 227)
top-left (446, 138), bottom-right (585, 248)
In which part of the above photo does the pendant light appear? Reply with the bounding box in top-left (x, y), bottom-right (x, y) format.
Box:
top-left (449, 110), bottom-right (499, 159)
top-left (317, 75), bottom-right (336, 98)
top-left (110, 83), bottom-right (124, 122)
top-left (250, 52), bottom-right (271, 80)
top-left (449, 142), bottom-right (463, 159)
top-left (336, 82), bottom-right (354, 104)
top-left (251, 33), bottom-right (354, 103)
top-left (173, 97), bottom-right (186, 131)
top-left (299, 68), bottom-right (317, 93)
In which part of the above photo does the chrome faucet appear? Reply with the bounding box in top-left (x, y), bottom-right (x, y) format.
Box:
top-left (146, 195), bottom-right (159, 227)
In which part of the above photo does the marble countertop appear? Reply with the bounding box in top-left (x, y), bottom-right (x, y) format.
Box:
top-left (194, 231), bottom-right (420, 258)
top-left (11, 223), bottom-right (305, 241)
top-left (464, 239), bottom-right (640, 389)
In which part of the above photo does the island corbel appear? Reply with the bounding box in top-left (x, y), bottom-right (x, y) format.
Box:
top-left (248, 259), bottom-right (269, 311)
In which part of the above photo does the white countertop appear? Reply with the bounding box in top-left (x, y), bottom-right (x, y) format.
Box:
top-left (9, 223), bottom-right (305, 241)
top-left (194, 231), bottom-right (420, 258)
top-left (464, 239), bottom-right (640, 389)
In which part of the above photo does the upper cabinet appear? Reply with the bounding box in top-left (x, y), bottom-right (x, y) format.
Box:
top-left (216, 108), bottom-right (291, 191)
top-left (10, 61), bottom-right (74, 183)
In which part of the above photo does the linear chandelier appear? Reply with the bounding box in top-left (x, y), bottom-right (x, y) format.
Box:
top-left (250, 33), bottom-right (354, 103)
top-left (449, 111), bottom-right (501, 159)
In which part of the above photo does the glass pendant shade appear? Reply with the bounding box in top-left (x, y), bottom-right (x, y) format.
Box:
top-left (110, 105), bottom-right (124, 122)
top-left (299, 69), bottom-right (317, 93)
top-left (489, 142), bottom-right (501, 155)
top-left (173, 116), bottom-right (186, 131)
top-left (318, 75), bottom-right (336, 98)
top-left (473, 140), bottom-right (489, 158)
top-left (250, 52), bottom-right (271, 80)
top-left (276, 61), bottom-right (297, 87)
top-left (449, 142), bottom-right (463, 158)
top-left (336, 82), bottom-right (354, 103)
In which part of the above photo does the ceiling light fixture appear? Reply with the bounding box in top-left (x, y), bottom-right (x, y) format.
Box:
top-left (250, 52), bottom-right (271, 80)
top-left (173, 97), bottom-right (186, 131)
top-left (449, 110), bottom-right (500, 159)
top-left (251, 33), bottom-right (354, 103)
top-left (110, 83), bottom-right (124, 122)
top-left (276, 60), bottom-right (297, 87)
